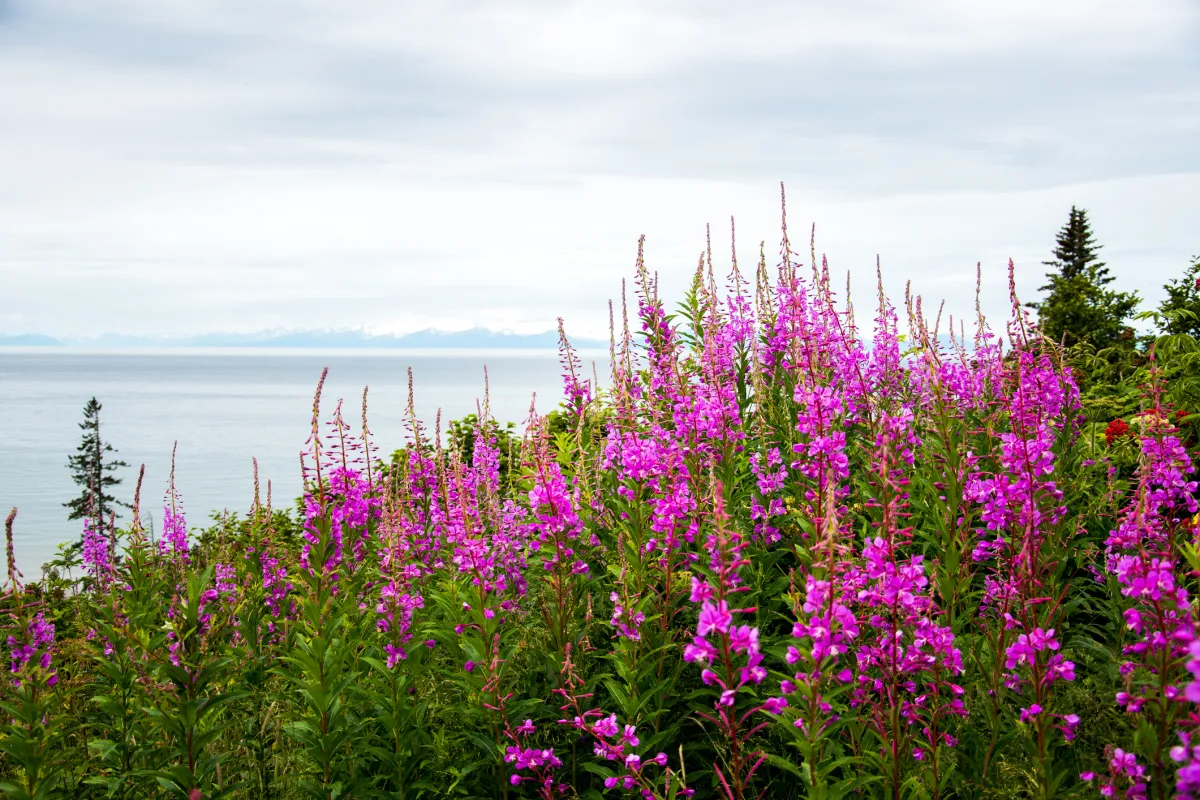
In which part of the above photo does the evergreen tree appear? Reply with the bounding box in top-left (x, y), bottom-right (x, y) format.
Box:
top-left (64, 397), bottom-right (129, 536)
top-left (1028, 206), bottom-right (1139, 348)
top-left (1157, 255), bottom-right (1200, 339)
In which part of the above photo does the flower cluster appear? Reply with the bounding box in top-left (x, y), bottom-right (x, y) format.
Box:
top-left (376, 584), bottom-right (423, 668)
top-left (1107, 418), bottom-right (1133, 447)
top-left (81, 517), bottom-right (113, 587)
top-left (1099, 401), bottom-right (1200, 790)
top-left (6, 611), bottom-right (56, 688)
top-left (1084, 747), bottom-right (1147, 798)
top-left (161, 501), bottom-right (189, 562)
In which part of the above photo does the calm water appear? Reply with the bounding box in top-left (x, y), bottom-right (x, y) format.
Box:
top-left (0, 348), bottom-right (600, 573)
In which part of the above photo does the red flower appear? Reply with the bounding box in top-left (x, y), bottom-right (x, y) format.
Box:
top-left (1105, 419), bottom-right (1131, 447)
top-left (1177, 409), bottom-right (1189, 422)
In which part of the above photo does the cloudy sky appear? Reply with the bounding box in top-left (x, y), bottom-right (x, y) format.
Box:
top-left (1, 1), bottom-right (1197, 339)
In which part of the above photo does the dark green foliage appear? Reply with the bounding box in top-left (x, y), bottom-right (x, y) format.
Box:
top-left (447, 413), bottom-right (522, 490)
top-left (196, 509), bottom-right (304, 552)
top-left (1029, 206), bottom-right (1139, 350)
top-left (393, 410), bottom-right (576, 495)
top-left (63, 397), bottom-right (129, 537)
top-left (1157, 255), bottom-right (1200, 339)
top-left (1077, 255), bottom-right (1200, 435)
top-left (278, 515), bottom-right (365, 798)
top-left (146, 567), bottom-right (245, 798)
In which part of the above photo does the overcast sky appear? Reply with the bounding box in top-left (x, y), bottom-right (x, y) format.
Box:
top-left (1, 1), bottom-right (1197, 339)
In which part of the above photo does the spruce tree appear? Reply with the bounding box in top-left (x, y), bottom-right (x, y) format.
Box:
top-left (64, 397), bottom-right (129, 537)
top-left (1157, 256), bottom-right (1200, 340)
top-left (1028, 206), bottom-right (1139, 349)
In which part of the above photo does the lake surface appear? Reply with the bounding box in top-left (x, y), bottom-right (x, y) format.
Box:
top-left (0, 348), bottom-right (603, 574)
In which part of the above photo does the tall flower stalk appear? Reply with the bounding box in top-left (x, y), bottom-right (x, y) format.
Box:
top-left (1098, 365), bottom-right (1200, 799)
top-left (0, 509), bottom-right (63, 800)
top-left (682, 485), bottom-right (775, 800)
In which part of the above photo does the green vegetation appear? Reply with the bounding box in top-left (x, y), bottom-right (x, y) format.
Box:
top-left (2, 205), bottom-right (1197, 799)
top-left (1028, 206), bottom-right (1139, 350)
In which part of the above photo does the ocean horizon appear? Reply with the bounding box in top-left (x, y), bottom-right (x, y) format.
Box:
top-left (0, 348), bottom-right (606, 573)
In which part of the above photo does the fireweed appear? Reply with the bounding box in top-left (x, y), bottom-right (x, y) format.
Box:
top-left (682, 486), bottom-right (775, 800)
top-left (939, 281), bottom-right (1087, 796)
top-left (848, 413), bottom-right (967, 800)
top-left (0, 510), bottom-right (63, 800)
top-left (1093, 368), bottom-right (1200, 800)
top-left (10, 206), bottom-right (1200, 798)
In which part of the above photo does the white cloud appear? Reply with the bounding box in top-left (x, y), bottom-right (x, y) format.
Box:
top-left (0, 0), bottom-right (1196, 339)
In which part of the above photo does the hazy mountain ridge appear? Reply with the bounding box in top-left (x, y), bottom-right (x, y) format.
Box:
top-left (0, 327), bottom-right (609, 350)
top-left (0, 333), bottom-right (62, 346)
top-left (0, 329), bottom-right (986, 352)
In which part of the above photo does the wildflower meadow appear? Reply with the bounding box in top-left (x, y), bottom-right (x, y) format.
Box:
top-left (4, 206), bottom-right (1200, 800)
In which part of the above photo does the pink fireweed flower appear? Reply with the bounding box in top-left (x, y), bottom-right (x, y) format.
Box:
top-left (259, 544), bottom-right (294, 630)
top-left (748, 447), bottom-right (787, 543)
top-left (728, 624), bottom-right (758, 654)
top-left (6, 612), bottom-right (56, 688)
top-left (302, 464), bottom-right (380, 575)
top-left (1172, 731), bottom-right (1200, 797)
top-left (529, 460), bottom-right (583, 551)
top-left (835, 408), bottom-right (968, 786)
top-left (697, 600), bottom-right (733, 637)
top-left (81, 517), bottom-right (113, 588)
top-left (553, 646), bottom-right (685, 795)
top-left (1099, 402), bottom-right (1200, 790)
top-left (375, 582), bottom-right (423, 669)
top-left (86, 628), bottom-right (114, 657)
top-left (679, 483), bottom-right (775, 797)
top-left (1057, 713), bottom-right (1080, 741)
top-left (1112, 748), bottom-right (1143, 777)
top-left (609, 590), bottom-right (646, 641)
top-left (602, 427), bottom-right (700, 551)
top-left (762, 696), bottom-right (788, 714)
top-left (557, 318), bottom-right (594, 416)
top-left (959, 343), bottom-right (1083, 797)
top-left (593, 714), bottom-right (619, 738)
top-left (160, 501), bottom-right (189, 562)
top-left (620, 725), bottom-right (639, 747)
top-left (689, 576), bottom-right (714, 603)
top-left (1004, 628), bottom-right (1065, 675)
top-left (504, 745), bottom-right (564, 787)
top-left (214, 562), bottom-right (239, 597)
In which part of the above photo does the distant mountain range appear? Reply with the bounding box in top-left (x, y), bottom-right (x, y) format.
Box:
top-left (0, 328), bottom-right (609, 350)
